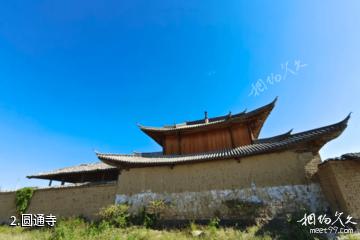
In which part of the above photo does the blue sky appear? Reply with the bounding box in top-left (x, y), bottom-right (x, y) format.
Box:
top-left (0, 0), bottom-right (359, 190)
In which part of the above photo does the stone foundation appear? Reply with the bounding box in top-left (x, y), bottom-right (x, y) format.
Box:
top-left (115, 183), bottom-right (328, 220)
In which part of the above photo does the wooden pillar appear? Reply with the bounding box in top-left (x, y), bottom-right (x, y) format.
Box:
top-left (48, 180), bottom-right (52, 186)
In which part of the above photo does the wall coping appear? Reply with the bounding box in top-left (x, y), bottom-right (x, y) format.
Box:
top-left (0, 181), bottom-right (117, 194)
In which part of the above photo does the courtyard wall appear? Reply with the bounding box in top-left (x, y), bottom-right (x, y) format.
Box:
top-left (318, 160), bottom-right (360, 220)
top-left (0, 182), bottom-right (117, 224)
top-left (115, 151), bottom-right (329, 220)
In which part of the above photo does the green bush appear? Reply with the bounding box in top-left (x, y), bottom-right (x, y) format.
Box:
top-left (86, 220), bottom-right (111, 236)
top-left (207, 217), bottom-right (220, 236)
top-left (98, 200), bottom-right (170, 229)
top-left (15, 187), bottom-right (35, 215)
top-left (98, 204), bottom-right (130, 228)
top-left (189, 220), bottom-right (198, 231)
top-left (50, 218), bottom-right (87, 240)
top-left (146, 200), bottom-right (167, 216)
top-left (129, 200), bottom-right (169, 228)
top-left (144, 200), bottom-right (167, 228)
top-left (208, 217), bottom-right (220, 229)
top-left (130, 206), bottom-right (157, 228)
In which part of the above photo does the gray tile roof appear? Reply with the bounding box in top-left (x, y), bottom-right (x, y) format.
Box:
top-left (138, 97), bottom-right (277, 132)
top-left (27, 162), bottom-right (116, 179)
top-left (97, 114), bottom-right (350, 168)
top-left (253, 129), bottom-right (293, 144)
top-left (340, 152), bottom-right (360, 160)
top-left (320, 152), bottom-right (360, 165)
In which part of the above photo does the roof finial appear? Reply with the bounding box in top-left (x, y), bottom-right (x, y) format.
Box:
top-left (344, 112), bottom-right (352, 122)
top-left (273, 96), bottom-right (278, 104)
top-left (204, 111), bottom-right (209, 123)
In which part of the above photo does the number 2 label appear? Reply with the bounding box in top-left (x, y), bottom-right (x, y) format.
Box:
top-left (10, 216), bottom-right (17, 226)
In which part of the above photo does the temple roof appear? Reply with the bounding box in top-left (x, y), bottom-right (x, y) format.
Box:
top-left (139, 98), bottom-right (277, 145)
top-left (97, 114), bottom-right (350, 168)
top-left (27, 162), bottom-right (118, 183)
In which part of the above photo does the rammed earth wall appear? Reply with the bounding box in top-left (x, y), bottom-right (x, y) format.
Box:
top-left (0, 182), bottom-right (117, 224)
top-left (4, 151), bottom-right (358, 222)
top-left (318, 160), bottom-right (360, 220)
top-left (0, 191), bottom-right (17, 224)
top-left (115, 151), bottom-right (329, 219)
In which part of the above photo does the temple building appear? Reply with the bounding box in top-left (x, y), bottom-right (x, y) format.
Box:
top-left (12, 97), bottom-right (357, 222)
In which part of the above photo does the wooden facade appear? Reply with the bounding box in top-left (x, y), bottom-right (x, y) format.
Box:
top-left (139, 99), bottom-right (278, 155)
top-left (163, 123), bottom-right (252, 155)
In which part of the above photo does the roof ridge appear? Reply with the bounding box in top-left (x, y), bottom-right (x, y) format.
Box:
top-left (289, 113), bottom-right (350, 138)
top-left (254, 129), bottom-right (293, 144)
top-left (138, 97), bottom-right (277, 131)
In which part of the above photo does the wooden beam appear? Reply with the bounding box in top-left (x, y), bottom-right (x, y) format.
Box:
top-left (247, 123), bottom-right (254, 143)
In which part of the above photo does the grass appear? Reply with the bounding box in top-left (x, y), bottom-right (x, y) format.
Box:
top-left (0, 225), bottom-right (51, 240)
top-left (0, 206), bottom-right (358, 240)
top-left (0, 219), bottom-right (359, 240)
top-left (0, 222), bottom-right (271, 240)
